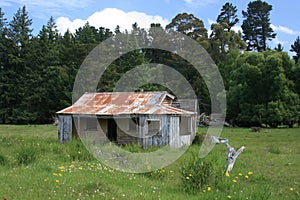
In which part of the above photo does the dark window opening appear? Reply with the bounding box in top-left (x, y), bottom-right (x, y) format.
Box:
top-left (147, 120), bottom-right (160, 136)
top-left (129, 117), bottom-right (139, 131)
top-left (86, 118), bottom-right (97, 130)
top-left (107, 119), bottom-right (117, 141)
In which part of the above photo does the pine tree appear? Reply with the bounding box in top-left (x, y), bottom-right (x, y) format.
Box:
top-left (8, 6), bottom-right (33, 60)
top-left (242, 0), bottom-right (276, 52)
top-left (6, 6), bottom-right (34, 123)
top-left (210, 3), bottom-right (245, 64)
top-left (216, 2), bottom-right (239, 31)
top-left (290, 36), bottom-right (300, 63)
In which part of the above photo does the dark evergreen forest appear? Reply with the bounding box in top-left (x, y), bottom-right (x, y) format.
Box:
top-left (0, 1), bottom-right (299, 127)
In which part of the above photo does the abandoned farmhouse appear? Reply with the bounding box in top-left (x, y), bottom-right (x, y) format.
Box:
top-left (57, 91), bottom-right (197, 148)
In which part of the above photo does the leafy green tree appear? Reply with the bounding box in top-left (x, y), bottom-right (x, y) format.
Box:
top-left (242, 0), bottom-right (276, 52)
top-left (294, 62), bottom-right (300, 95)
top-left (290, 36), bottom-right (300, 63)
top-left (227, 51), bottom-right (299, 127)
top-left (166, 13), bottom-right (208, 41)
top-left (209, 22), bottom-right (245, 64)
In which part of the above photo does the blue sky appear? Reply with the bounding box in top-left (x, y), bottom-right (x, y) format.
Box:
top-left (0, 0), bottom-right (299, 54)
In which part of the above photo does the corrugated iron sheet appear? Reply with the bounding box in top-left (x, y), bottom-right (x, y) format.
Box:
top-left (57, 91), bottom-right (195, 115)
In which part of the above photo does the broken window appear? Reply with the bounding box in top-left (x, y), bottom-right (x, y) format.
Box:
top-left (129, 117), bottom-right (139, 131)
top-left (180, 116), bottom-right (192, 136)
top-left (147, 119), bottom-right (160, 136)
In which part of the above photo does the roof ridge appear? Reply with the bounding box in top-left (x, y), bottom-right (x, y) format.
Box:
top-left (84, 91), bottom-right (169, 94)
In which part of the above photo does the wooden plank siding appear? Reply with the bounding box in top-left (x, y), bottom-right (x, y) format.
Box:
top-left (139, 115), bottom-right (171, 148)
top-left (58, 115), bottom-right (72, 143)
top-left (58, 114), bottom-right (196, 148)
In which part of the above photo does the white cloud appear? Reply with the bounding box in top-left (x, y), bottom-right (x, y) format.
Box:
top-left (56, 8), bottom-right (169, 34)
top-left (271, 24), bottom-right (300, 35)
top-left (208, 19), bottom-right (216, 25)
top-left (184, 0), bottom-right (220, 7)
top-left (231, 26), bottom-right (242, 33)
top-left (271, 37), bottom-right (287, 46)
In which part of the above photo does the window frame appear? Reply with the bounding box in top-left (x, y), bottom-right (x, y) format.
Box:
top-left (146, 119), bottom-right (161, 136)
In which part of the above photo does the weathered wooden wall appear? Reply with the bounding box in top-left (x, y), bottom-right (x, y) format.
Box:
top-left (116, 118), bottom-right (139, 145)
top-left (58, 115), bottom-right (72, 143)
top-left (169, 116), bottom-right (180, 148)
top-left (58, 114), bottom-right (197, 148)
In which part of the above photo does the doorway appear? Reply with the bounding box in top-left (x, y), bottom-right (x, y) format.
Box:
top-left (107, 119), bottom-right (117, 142)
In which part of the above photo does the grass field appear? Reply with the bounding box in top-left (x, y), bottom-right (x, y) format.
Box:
top-left (0, 125), bottom-right (299, 199)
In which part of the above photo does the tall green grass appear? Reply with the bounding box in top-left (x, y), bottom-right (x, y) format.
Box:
top-left (0, 125), bottom-right (299, 199)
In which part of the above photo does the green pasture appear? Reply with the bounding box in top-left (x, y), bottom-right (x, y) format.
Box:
top-left (0, 125), bottom-right (299, 199)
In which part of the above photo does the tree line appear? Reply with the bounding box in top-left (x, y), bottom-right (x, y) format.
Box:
top-left (0, 0), bottom-right (299, 127)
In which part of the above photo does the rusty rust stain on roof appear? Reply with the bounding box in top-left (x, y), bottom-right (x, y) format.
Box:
top-left (57, 91), bottom-right (194, 115)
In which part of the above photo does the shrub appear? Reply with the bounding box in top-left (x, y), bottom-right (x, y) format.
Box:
top-left (268, 145), bottom-right (280, 154)
top-left (180, 154), bottom-right (218, 193)
top-left (144, 168), bottom-right (167, 179)
top-left (0, 154), bottom-right (6, 166)
top-left (65, 140), bottom-right (95, 162)
top-left (192, 131), bottom-right (206, 144)
top-left (16, 144), bottom-right (38, 165)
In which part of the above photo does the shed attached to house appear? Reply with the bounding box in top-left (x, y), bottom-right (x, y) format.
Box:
top-left (56, 91), bottom-right (197, 148)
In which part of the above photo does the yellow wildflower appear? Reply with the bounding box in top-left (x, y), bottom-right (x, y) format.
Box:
top-left (58, 173), bottom-right (63, 177)
top-left (227, 195), bottom-right (232, 199)
top-left (238, 173), bottom-right (243, 176)
top-left (78, 167), bottom-right (83, 170)
top-left (44, 178), bottom-right (48, 182)
top-left (53, 173), bottom-right (58, 176)
top-left (248, 171), bottom-right (253, 175)
top-left (290, 187), bottom-right (294, 191)
top-left (225, 172), bottom-right (230, 177)
top-left (59, 166), bottom-right (66, 172)
top-left (207, 186), bottom-right (211, 191)
top-left (233, 179), bottom-right (237, 183)
top-left (189, 173), bottom-right (193, 177)
top-left (202, 189), bottom-right (206, 193)
top-left (245, 175), bottom-right (249, 179)
top-left (55, 180), bottom-right (59, 183)
top-left (186, 176), bottom-right (190, 180)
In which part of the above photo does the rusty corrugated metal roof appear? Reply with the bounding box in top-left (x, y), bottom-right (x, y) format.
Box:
top-left (57, 91), bottom-right (195, 115)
